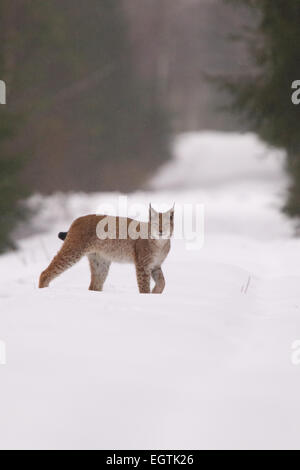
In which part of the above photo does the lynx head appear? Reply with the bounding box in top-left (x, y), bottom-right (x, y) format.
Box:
top-left (149, 204), bottom-right (175, 239)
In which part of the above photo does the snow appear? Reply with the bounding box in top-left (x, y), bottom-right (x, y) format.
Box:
top-left (1, 132), bottom-right (300, 450)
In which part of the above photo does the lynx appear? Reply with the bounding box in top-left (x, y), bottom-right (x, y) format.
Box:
top-left (39, 205), bottom-right (174, 294)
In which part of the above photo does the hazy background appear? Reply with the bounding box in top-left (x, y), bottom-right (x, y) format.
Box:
top-left (2, 2), bottom-right (300, 450)
top-left (0, 0), bottom-right (299, 252)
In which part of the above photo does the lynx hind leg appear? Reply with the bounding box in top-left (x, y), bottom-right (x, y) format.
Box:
top-left (151, 267), bottom-right (165, 294)
top-left (39, 241), bottom-right (84, 288)
top-left (88, 254), bottom-right (111, 292)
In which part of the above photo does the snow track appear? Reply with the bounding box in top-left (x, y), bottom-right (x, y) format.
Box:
top-left (1, 133), bottom-right (300, 450)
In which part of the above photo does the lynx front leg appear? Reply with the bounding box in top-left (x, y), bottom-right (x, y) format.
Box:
top-left (88, 254), bottom-right (111, 292)
top-left (39, 242), bottom-right (84, 288)
top-left (151, 267), bottom-right (165, 294)
top-left (135, 264), bottom-right (151, 294)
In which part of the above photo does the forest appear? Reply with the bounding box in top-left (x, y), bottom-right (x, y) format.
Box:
top-left (0, 0), bottom-right (300, 252)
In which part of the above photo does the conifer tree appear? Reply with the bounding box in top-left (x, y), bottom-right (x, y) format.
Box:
top-left (223, 0), bottom-right (300, 216)
top-left (0, 1), bottom-right (27, 252)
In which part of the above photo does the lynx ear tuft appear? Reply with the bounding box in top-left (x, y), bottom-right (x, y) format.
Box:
top-left (150, 204), bottom-right (158, 214)
top-left (149, 203), bottom-right (153, 220)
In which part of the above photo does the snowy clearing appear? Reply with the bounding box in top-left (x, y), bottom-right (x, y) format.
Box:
top-left (1, 132), bottom-right (300, 450)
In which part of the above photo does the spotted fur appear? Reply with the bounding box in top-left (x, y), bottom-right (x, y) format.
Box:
top-left (39, 205), bottom-right (174, 294)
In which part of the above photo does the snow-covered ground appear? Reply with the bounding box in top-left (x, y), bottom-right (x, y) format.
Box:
top-left (1, 132), bottom-right (300, 450)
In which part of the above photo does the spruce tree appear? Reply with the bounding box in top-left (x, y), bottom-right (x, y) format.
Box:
top-left (0, 1), bottom-right (27, 253)
top-left (222, 0), bottom-right (300, 216)
top-left (0, 118), bottom-right (26, 252)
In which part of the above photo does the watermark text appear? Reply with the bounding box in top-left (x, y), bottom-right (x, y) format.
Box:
top-left (291, 340), bottom-right (300, 366)
top-left (291, 80), bottom-right (300, 105)
top-left (0, 340), bottom-right (6, 365)
top-left (95, 197), bottom-right (204, 250)
top-left (0, 80), bottom-right (6, 105)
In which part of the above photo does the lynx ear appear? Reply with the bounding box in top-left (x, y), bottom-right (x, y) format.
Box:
top-left (149, 204), bottom-right (158, 215)
top-left (149, 203), bottom-right (153, 220)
